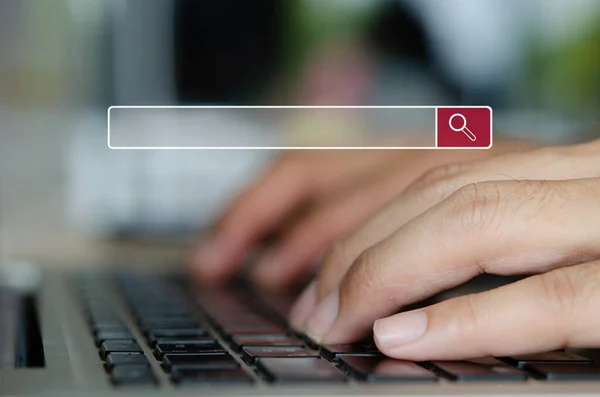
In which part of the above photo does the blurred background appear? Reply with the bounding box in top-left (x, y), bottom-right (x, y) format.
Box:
top-left (1, 0), bottom-right (600, 265)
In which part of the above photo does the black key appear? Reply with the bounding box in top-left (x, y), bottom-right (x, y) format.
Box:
top-left (504, 352), bottom-right (591, 369)
top-left (574, 349), bottom-right (600, 362)
top-left (528, 363), bottom-right (600, 380)
top-left (230, 334), bottom-right (304, 351)
top-left (255, 291), bottom-right (296, 319)
top-left (100, 340), bottom-right (143, 359)
top-left (154, 341), bottom-right (225, 359)
top-left (147, 328), bottom-right (208, 345)
top-left (210, 314), bottom-right (269, 325)
top-left (135, 312), bottom-right (193, 320)
top-left (256, 358), bottom-right (346, 383)
top-left (140, 319), bottom-right (199, 330)
top-left (172, 368), bottom-right (252, 385)
top-left (110, 365), bottom-right (157, 386)
top-left (340, 356), bottom-right (437, 382)
top-left (320, 344), bottom-right (381, 361)
top-left (153, 337), bottom-right (215, 346)
top-left (162, 353), bottom-right (239, 372)
top-left (135, 308), bottom-right (191, 317)
top-left (433, 360), bottom-right (526, 381)
top-left (95, 331), bottom-right (134, 347)
top-left (222, 325), bottom-right (285, 335)
top-left (105, 353), bottom-right (149, 369)
top-left (242, 346), bottom-right (318, 364)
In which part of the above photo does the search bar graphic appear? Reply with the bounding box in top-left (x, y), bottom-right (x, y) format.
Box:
top-left (108, 106), bottom-right (492, 150)
top-left (449, 113), bottom-right (477, 141)
top-left (436, 107), bottom-right (492, 148)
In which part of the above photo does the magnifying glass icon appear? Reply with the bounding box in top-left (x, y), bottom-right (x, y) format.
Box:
top-left (449, 113), bottom-right (476, 141)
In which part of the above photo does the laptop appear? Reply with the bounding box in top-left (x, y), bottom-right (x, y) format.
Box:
top-left (3, 266), bottom-right (600, 396)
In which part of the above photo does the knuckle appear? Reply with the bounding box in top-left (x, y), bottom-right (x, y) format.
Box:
top-left (536, 263), bottom-right (600, 345)
top-left (460, 293), bottom-right (486, 333)
top-left (419, 163), bottom-right (466, 186)
top-left (317, 242), bottom-right (354, 295)
top-left (406, 163), bottom-right (471, 205)
top-left (536, 267), bottom-right (580, 314)
top-left (322, 241), bottom-right (352, 272)
top-left (449, 182), bottom-right (504, 233)
top-left (341, 247), bottom-right (386, 297)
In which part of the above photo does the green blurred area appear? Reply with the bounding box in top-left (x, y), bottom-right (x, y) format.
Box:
top-left (284, 0), bottom-right (383, 78)
top-left (3, 0), bottom-right (600, 116)
top-left (525, 11), bottom-right (600, 114)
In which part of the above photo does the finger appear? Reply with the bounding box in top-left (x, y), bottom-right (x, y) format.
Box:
top-left (304, 178), bottom-right (600, 344)
top-left (374, 260), bottom-right (600, 360)
top-left (251, 166), bottom-right (406, 291)
top-left (190, 151), bottom-right (401, 283)
top-left (189, 156), bottom-right (315, 283)
top-left (312, 142), bottom-right (599, 304)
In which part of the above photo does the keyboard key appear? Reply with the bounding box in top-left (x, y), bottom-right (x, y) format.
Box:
top-left (242, 346), bottom-right (318, 364)
top-left (162, 354), bottom-right (239, 372)
top-left (528, 363), bottom-right (600, 380)
top-left (140, 319), bottom-right (199, 330)
top-left (95, 331), bottom-right (134, 347)
top-left (573, 349), bottom-right (600, 362)
top-left (147, 328), bottom-right (208, 345)
top-left (505, 352), bottom-right (591, 369)
top-left (211, 314), bottom-right (268, 324)
top-left (256, 358), bottom-right (346, 383)
top-left (154, 337), bottom-right (220, 347)
top-left (340, 356), bottom-right (437, 382)
top-left (222, 324), bottom-right (285, 335)
top-left (230, 334), bottom-right (304, 351)
top-left (152, 337), bottom-right (215, 349)
top-left (154, 341), bottom-right (226, 359)
top-left (110, 365), bottom-right (157, 386)
top-left (105, 353), bottom-right (149, 369)
top-left (433, 360), bottom-right (527, 381)
top-left (135, 308), bottom-right (192, 319)
top-left (320, 344), bottom-right (381, 361)
top-left (100, 340), bottom-right (143, 359)
top-left (255, 292), bottom-right (296, 319)
top-left (172, 368), bottom-right (253, 385)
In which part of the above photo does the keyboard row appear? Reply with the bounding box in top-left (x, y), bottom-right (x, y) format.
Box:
top-left (118, 275), bottom-right (600, 383)
top-left (75, 274), bottom-right (600, 387)
top-left (75, 281), bottom-right (158, 386)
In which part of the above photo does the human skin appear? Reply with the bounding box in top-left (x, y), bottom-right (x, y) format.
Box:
top-left (291, 138), bottom-right (600, 360)
top-left (189, 140), bottom-right (532, 291)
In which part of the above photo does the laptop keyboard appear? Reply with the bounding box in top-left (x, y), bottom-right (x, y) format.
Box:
top-left (73, 273), bottom-right (600, 388)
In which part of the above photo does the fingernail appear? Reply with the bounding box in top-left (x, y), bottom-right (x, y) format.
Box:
top-left (289, 282), bottom-right (317, 330)
top-left (304, 289), bottom-right (339, 343)
top-left (374, 310), bottom-right (428, 348)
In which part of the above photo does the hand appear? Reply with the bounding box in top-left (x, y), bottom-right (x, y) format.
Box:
top-left (292, 138), bottom-right (600, 360)
top-left (189, 142), bottom-right (529, 290)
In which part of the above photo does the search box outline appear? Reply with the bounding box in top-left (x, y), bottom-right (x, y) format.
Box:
top-left (107, 105), bottom-right (493, 150)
